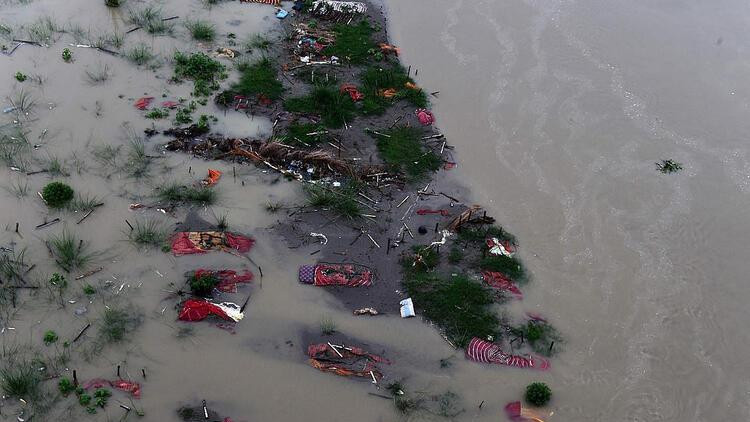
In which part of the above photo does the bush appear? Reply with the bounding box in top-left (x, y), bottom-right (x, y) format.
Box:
top-left (524, 382), bottom-right (551, 407)
top-left (58, 377), bottom-right (74, 395)
top-left (42, 181), bottom-right (74, 208)
top-left (189, 272), bottom-right (219, 296)
top-left (43, 330), bottom-right (58, 345)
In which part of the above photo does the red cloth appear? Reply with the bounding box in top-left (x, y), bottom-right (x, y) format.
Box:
top-left (161, 101), bottom-right (179, 109)
top-left (134, 97), bottom-right (154, 110)
top-left (170, 232), bottom-right (254, 255)
top-left (340, 84), bottom-right (364, 102)
top-left (416, 108), bottom-right (435, 125)
top-left (482, 271), bottom-right (522, 299)
top-left (202, 169), bottom-right (222, 186)
top-left (416, 208), bottom-right (450, 216)
top-left (178, 299), bottom-right (231, 322)
top-left (225, 232), bottom-right (253, 252)
top-left (82, 379), bottom-right (141, 398)
top-left (194, 269), bottom-right (253, 293)
top-left (465, 337), bottom-right (549, 370)
top-left (314, 263), bottom-right (372, 287)
top-left (505, 401), bottom-right (547, 422)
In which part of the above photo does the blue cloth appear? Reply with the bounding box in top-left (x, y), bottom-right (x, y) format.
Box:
top-left (299, 265), bottom-right (315, 284)
top-left (276, 8), bottom-right (289, 19)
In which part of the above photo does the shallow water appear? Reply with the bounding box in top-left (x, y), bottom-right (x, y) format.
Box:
top-left (1, 0), bottom-right (749, 420)
top-left (385, 0), bottom-right (750, 419)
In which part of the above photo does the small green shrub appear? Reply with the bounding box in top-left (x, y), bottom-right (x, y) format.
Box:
top-left (524, 382), bottom-right (551, 407)
top-left (189, 271), bottom-right (219, 296)
top-left (1, 364), bottom-right (40, 399)
top-left (41, 181), bottom-right (74, 208)
top-left (173, 52), bottom-right (227, 96)
top-left (656, 159), bottom-right (682, 174)
top-left (145, 108), bottom-right (169, 119)
top-left (186, 19), bottom-right (216, 41)
top-left (83, 285), bottom-right (96, 295)
top-left (43, 330), bottom-right (58, 345)
top-left (62, 48), bottom-right (72, 62)
top-left (231, 57), bottom-right (283, 100)
top-left (58, 377), bottom-right (74, 395)
top-left (14, 72), bottom-right (27, 82)
top-left (79, 393), bottom-right (92, 406)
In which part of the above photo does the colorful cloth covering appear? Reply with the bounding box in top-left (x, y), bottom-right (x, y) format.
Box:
top-left (482, 271), bottom-right (522, 299)
top-left (193, 269), bottom-right (253, 293)
top-left (416, 108), bottom-right (435, 125)
top-left (465, 337), bottom-right (550, 370)
top-left (298, 263), bottom-right (373, 287)
top-left (340, 84), bottom-right (364, 101)
top-left (171, 232), bottom-right (254, 256)
top-left (178, 299), bottom-right (244, 322)
top-left (201, 169), bottom-right (222, 186)
top-left (307, 343), bottom-right (388, 380)
top-left (239, 0), bottom-right (281, 5)
top-left (134, 97), bottom-right (154, 110)
top-left (505, 401), bottom-right (548, 422)
top-left (487, 237), bottom-right (515, 257)
top-left (83, 379), bottom-right (142, 398)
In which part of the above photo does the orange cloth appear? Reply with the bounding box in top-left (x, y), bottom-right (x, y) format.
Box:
top-left (202, 169), bottom-right (222, 186)
top-left (378, 88), bottom-right (397, 98)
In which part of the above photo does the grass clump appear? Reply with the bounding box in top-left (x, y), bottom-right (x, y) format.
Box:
top-left (525, 382), bottom-right (551, 407)
top-left (1, 363), bottom-right (41, 399)
top-left (188, 271), bottom-right (219, 296)
top-left (68, 194), bottom-right (102, 212)
top-left (374, 126), bottom-right (441, 181)
top-left (15, 71), bottom-right (27, 82)
top-left (42, 181), bottom-right (74, 208)
top-left (145, 108), bottom-right (169, 119)
top-left (43, 330), bottom-right (58, 345)
top-left (62, 48), bottom-right (72, 62)
top-left (85, 64), bottom-right (110, 84)
top-left (319, 316), bottom-right (336, 335)
top-left (185, 19), bottom-right (215, 41)
top-left (323, 21), bottom-right (375, 64)
top-left (285, 85), bottom-right (356, 128)
top-left (304, 183), bottom-right (360, 219)
top-left (128, 6), bottom-right (172, 34)
top-left (49, 230), bottom-right (95, 272)
top-left (126, 44), bottom-right (154, 65)
top-left (173, 52), bottom-right (227, 96)
top-left (128, 219), bottom-right (168, 247)
top-left (457, 225), bottom-right (516, 245)
top-left (285, 122), bottom-right (328, 146)
top-left (0, 248), bottom-right (28, 284)
top-left (83, 285), bottom-right (96, 295)
top-left (479, 255), bottom-right (526, 283)
top-left (511, 320), bottom-right (561, 356)
top-left (360, 65), bottom-right (427, 115)
top-left (656, 159), bottom-right (682, 174)
top-left (124, 139), bottom-right (150, 178)
top-left (105, 0), bottom-right (122, 7)
top-left (243, 33), bottom-right (271, 51)
top-left (157, 183), bottom-right (217, 205)
top-left (230, 57), bottom-right (283, 100)
top-left (448, 247), bottom-right (463, 264)
top-left (99, 307), bottom-right (139, 343)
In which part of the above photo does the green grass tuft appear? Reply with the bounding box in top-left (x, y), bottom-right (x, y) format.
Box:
top-left (360, 65), bottom-right (427, 115)
top-left (304, 183), bottom-right (360, 219)
top-left (285, 122), bottom-right (328, 146)
top-left (173, 51), bottom-right (227, 96)
top-left (99, 307), bottom-right (139, 343)
top-left (185, 19), bottom-right (215, 41)
top-left (126, 44), bottom-right (154, 65)
top-left (323, 21), bottom-right (375, 64)
top-left (188, 271), bottom-right (219, 296)
top-left (1, 363), bottom-right (41, 399)
top-left (230, 57), bottom-right (283, 100)
top-left (128, 6), bottom-right (173, 35)
top-left (48, 230), bottom-right (95, 272)
top-left (127, 219), bottom-right (168, 247)
top-left (285, 85), bottom-right (356, 128)
top-left (156, 182), bottom-right (217, 205)
top-left (374, 126), bottom-right (441, 181)
top-left (479, 255), bottom-right (526, 283)
top-left (42, 181), bottom-right (74, 208)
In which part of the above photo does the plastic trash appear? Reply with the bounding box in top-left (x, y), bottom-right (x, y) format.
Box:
top-left (276, 8), bottom-right (289, 18)
top-left (400, 298), bottom-right (415, 318)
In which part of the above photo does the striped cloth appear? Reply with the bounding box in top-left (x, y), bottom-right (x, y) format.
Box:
top-left (465, 338), bottom-right (550, 370)
top-left (240, 0), bottom-right (281, 5)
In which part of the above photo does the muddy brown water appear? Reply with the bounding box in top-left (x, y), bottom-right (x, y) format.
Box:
top-left (1, 0), bottom-right (748, 421)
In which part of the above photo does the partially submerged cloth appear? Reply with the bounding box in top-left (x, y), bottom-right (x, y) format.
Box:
top-left (487, 237), bottom-right (515, 257)
top-left (465, 337), bottom-right (549, 370)
top-left (482, 271), bottom-right (523, 299)
top-left (298, 263), bottom-right (373, 287)
top-left (307, 343), bottom-right (389, 380)
top-left (171, 232), bottom-right (254, 255)
top-left (178, 299), bottom-right (244, 322)
top-left (83, 378), bottom-right (141, 398)
top-left (193, 269), bottom-right (253, 293)
top-left (505, 401), bottom-right (548, 422)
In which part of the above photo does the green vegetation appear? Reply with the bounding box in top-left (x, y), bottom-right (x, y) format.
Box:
top-left (189, 271), bottom-right (219, 296)
top-left (85, 64), bottom-right (110, 84)
top-left (360, 65), bottom-right (427, 115)
top-left (79, 393), bottom-right (92, 406)
top-left (175, 108), bottom-right (193, 124)
top-left (105, 0), bottom-right (122, 7)
top-left (41, 181), bottom-right (74, 208)
top-left (230, 57), bottom-right (283, 100)
top-left (45, 155), bottom-right (68, 176)
top-left (83, 285), bottom-right (96, 295)
top-left (94, 388), bottom-right (111, 408)
top-left (1, 363), bottom-right (41, 399)
top-left (0, 248), bottom-right (28, 284)
top-left (173, 52), bottom-right (227, 96)
top-left (156, 183), bottom-right (217, 205)
top-left (99, 307), bottom-right (139, 343)
top-left (285, 85), bottom-right (356, 128)
top-left (128, 219), bottom-right (168, 247)
top-left (58, 377), bottom-right (74, 395)
top-left (525, 382), bottom-right (551, 407)
top-left (62, 48), bottom-right (72, 62)
top-left (124, 139), bottom-right (150, 178)
top-left (479, 255), bottom-right (526, 283)
top-left (304, 183), bottom-right (360, 219)
top-left (68, 193), bottom-right (102, 212)
top-left (49, 230), bottom-right (95, 272)
top-left (185, 19), bottom-right (215, 41)
top-left (319, 316), bottom-right (336, 335)
top-left (402, 247), bottom-right (500, 347)
top-left (126, 44), bottom-right (154, 65)
top-left (511, 320), bottom-right (561, 356)
top-left (373, 126), bottom-right (441, 181)
top-left (145, 108), bottom-right (170, 119)
top-left (243, 33), bottom-right (271, 51)
top-left (457, 225), bottom-right (517, 245)
top-left (448, 247), bottom-right (464, 264)
top-left (43, 330), bottom-right (58, 345)
top-left (128, 6), bottom-right (173, 35)
top-left (323, 21), bottom-right (375, 64)
top-left (14, 71), bottom-right (26, 82)
top-left (657, 159), bottom-right (682, 174)
top-left (285, 122), bottom-right (328, 146)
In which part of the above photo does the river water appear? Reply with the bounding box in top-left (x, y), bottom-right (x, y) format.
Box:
top-left (385, 0), bottom-right (750, 420)
top-left (1, 0), bottom-right (749, 420)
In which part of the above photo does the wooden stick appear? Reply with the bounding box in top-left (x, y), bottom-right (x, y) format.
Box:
top-left (73, 323), bottom-right (91, 342)
top-left (328, 342), bottom-right (343, 357)
top-left (35, 218), bottom-right (60, 230)
top-left (366, 233), bottom-right (380, 248)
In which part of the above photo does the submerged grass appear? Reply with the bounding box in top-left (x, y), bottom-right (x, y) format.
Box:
top-left (99, 307), bottom-right (140, 343)
top-left (185, 19), bottom-right (215, 41)
top-left (128, 6), bottom-right (173, 34)
top-left (85, 63), bottom-right (110, 84)
top-left (360, 65), bottom-right (427, 115)
top-left (127, 219), bottom-right (168, 247)
top-left (126, 44), bottom-right (155, 65)
top-left (510, 320), bottom-right (562, 357)
top-left (48, 230), bottom-right (95, 272)
top-left (243, 33), bottom-right (271, 52)
top-left (156, 182), bottom-right (217, 205)
top-left (479, 255), bottom-right (526, 283)
top-left (173, 51), bottom-right (227, 96)
top-left (285, 122), bottom-right (328, 146)
top-left (0, 248), bottom-right (28, 284)
top-left (374, 126), bottom-right (441, 181)
top-left (230, 57), bottom-right (283, 100)
top-left (284, 85), bottom-right (356, 128)
top-left (124, 139), bottom-right (150, 177)
top-left (304, 183), bottom-right (360, 219)
top-left (67, 193), bottom-right (102, 212)
top-left (323, 21), bottom-right (375, 64)
top-left (1, 362), bottom-right (41, 399)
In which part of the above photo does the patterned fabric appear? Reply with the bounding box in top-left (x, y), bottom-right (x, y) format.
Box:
top-left (465, 337), bottom-right (549, 370)
top-left (239, 0), bottom-right (281, 5)
top-left (307, 343), bottom-right (389, 380)
top-left (299, 265), bottom-right (316, 284)
top-left (171, 232), bottom-right (254, 255)
top-left (314, 263), bottom-right (372, 287)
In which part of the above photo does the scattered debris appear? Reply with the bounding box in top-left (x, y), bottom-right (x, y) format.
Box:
top-left (298, 263), bottom-right (373, 286)
top-left (353, 307), bottom-right (378, 316)
top-left (307, 342), bottom-right (388, 380)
